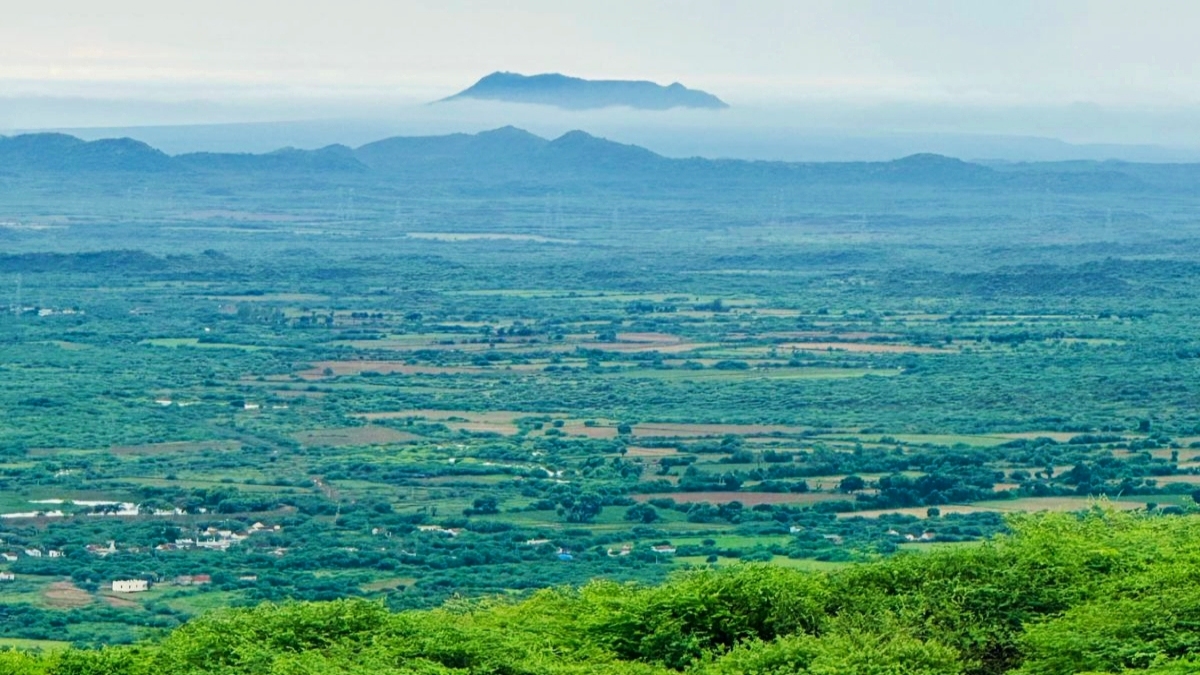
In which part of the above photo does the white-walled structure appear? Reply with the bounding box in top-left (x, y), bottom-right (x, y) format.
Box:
top-left (112, 579), bottom-right (149, 593)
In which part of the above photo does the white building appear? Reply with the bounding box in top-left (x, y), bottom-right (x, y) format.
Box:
top-left (0, 572), bottom-right (14, 581)
top-left (112, 579), bottom-right (149, 593)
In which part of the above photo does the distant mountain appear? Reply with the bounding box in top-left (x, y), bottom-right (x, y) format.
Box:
top-left (0, 134), bottom-right (364, 175)
top-left (0, 133), bottom-right (172, 172)
top-left (440, 72), bottom-right (729, 110)
top-left (45, 119), bottom-right (1200, 162)
top-left (0, 127), bottom-right (1157, 194)
top-left (547, 130), bottom-right (662, 167)
top-left (177, 145), bottom-right (367, 173)
top-left (355, 126), bottom-right (549, 173)
top-left (354, 126), bottom-right (663, 178)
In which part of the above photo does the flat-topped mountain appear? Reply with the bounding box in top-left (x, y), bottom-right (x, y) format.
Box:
top-left (439, 72), bottom-right (729, 110)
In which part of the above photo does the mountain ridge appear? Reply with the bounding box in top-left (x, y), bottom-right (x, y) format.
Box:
top-left (0, 127), bottom-right (1156, 193)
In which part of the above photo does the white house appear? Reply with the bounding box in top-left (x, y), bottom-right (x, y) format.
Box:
top-left (0, 572), bottom-right (14, 582)
top-left (23, 549), bottom-right (41, 558)
top-left (112, 579), bottom-right (149, 593)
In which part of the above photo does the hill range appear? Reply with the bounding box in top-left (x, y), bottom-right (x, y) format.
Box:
top-left (0, 126), bottom-right (1176, 196)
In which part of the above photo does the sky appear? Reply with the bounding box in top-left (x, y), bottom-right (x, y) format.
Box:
top-left (4, 0), bottom-right (1199, 104)
top-left (3, 1), bottom-right (1200, 151)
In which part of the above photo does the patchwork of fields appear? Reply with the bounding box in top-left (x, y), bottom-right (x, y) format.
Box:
top-left (2, 171), bottom-right (1200, 647)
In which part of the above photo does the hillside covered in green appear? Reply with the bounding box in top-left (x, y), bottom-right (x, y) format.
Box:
top-left (4, 510), bottom-right (1198, 675)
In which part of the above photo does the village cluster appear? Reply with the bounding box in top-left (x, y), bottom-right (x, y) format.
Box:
top-left (0, 522), bottom-right (280, 591)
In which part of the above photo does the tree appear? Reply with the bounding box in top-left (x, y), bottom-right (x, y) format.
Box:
top-left (839, 475), bottom-right (866, 493)
top-left (464, 496), bottom-right (500, 516)
top-left (566, 494), bottom-right (603, 523)
top-left (624, 503), bottom-right (659, 524)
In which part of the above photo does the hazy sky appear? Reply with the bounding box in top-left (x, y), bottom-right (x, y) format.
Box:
top-left (3, 0), bottom-right (1199, 106)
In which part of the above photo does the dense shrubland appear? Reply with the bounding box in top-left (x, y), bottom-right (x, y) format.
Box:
top-left (5, 509), bottom-right (1199, 674)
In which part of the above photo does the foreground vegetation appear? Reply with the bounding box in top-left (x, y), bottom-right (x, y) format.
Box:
top-left (2, 510), bottom-right (1196, 674)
